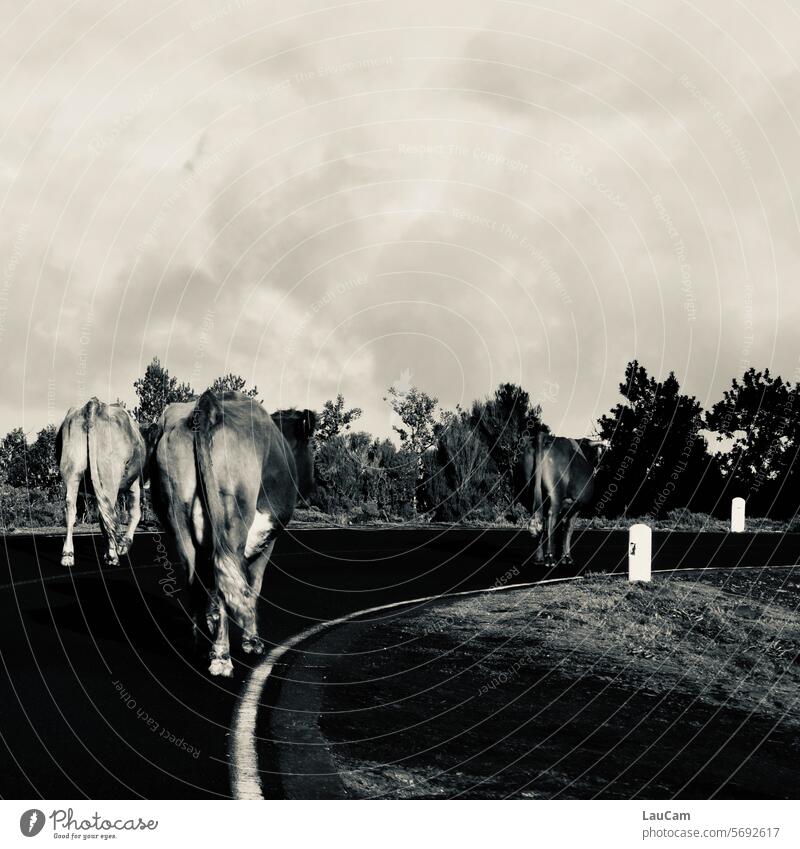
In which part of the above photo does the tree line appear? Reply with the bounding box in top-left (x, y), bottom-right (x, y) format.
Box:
top-left (1, 357), bottom-right (798, 529)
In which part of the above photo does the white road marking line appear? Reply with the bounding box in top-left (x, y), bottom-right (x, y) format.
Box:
top-left (231, 575), bottom-right (593, 799)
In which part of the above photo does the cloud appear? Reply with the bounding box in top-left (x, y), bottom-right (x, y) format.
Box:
top-left (1, 0), bottom-right (799, 438)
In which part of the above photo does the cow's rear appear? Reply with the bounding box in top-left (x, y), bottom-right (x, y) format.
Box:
top-left (56, 398), bottom-right (150, 567)
top-left (516, 433), bottom-right (606, 566)
top-left (152, 390), bottom-right (316, 677)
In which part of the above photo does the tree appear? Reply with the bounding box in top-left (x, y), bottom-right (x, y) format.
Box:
top-left (316, 394), bottom-right (363, 443)
top-left (706, 368), bottom-right (800, 517)
top-left (311, 430), bottom-right (416, 520)
top-left (0, 425), bottom-right (61, 497)
top-left (26, 425), bottom-right (61, 497)
top-left (469, 382), bottom-right (548, 509)
top-left (384, 384), bottom-right (440, 512)
top-left (384, 384), bottom-right (439, 453)
top-left (312, 434), bottom-right (363, 513)
top-left (595, 361), bottom-right (708, 517)
top-left (426, 410), bottom-right (497, 522)
top-left (209, 373), bottom-right (259, 399)
top-left (0, 428), bottom-right (28, 486)
top-left (133, 357), bottom-right (195, 423)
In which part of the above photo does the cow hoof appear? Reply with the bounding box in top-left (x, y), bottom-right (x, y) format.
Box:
top-left (103, 552), bottom-right (119, 567)
top-left (61, 552), bottom-right (75, 567)
top-left (242, 636), bottom-right (265, 655)
top-left (562, 555), bottom-right (574, 567)
top-left (208, 656), bottom-right (234, 677)
top-left (544, 556), bottom-right (557, 567)
top-left (117, 541), bottom-right (130, 557)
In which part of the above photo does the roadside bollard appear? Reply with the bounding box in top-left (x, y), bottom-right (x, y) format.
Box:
top-left (731, 497), bottom-right (745, 533)
top-left (628, 523), bottom-right (652, 582)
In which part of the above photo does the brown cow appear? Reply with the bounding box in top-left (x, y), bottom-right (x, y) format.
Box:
top-left (55, 399), bottom-right (157, 567)
top-left (149, 390), bottom-right (316, 677)
top-left (516, 432), bottom-right (606, 565)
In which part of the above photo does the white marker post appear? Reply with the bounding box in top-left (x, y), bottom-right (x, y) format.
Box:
top-left (628, 523), bottom-right (652, 582)
top-left (731, 497), bottom-right (746, 533)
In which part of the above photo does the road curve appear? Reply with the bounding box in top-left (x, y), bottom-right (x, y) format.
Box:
top-left (2, 527), bottom-right (798, 799)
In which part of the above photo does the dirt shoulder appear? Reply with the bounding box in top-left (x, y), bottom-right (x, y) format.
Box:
top-left (270, 568), bottom-right (800, 799)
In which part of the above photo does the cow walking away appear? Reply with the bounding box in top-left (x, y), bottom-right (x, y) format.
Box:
top-left (515, 432), bottom-right (606, 566)
top-left (150, 390), bottom-right (316, 677)
top-left (56, 398), bottom-right (158, 567)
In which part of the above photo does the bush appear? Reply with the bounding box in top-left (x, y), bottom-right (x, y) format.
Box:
top-left (787, 516), bottom-right (800, 533)
top-left (311, 433), bottom-right (417, 518)
top-left (311, 435), bottom-right (363, 514)
top-left (422, 414), bottom-right (500, 522)
top-left (0, 484), bottom-right (64, 530)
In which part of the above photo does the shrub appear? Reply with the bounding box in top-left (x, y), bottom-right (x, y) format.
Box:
top-left (0, 485), bottom-right (64, 530)
top-left (424, 414), bottom-right (500, 522)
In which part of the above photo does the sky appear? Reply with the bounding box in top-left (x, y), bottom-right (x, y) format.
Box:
top-left (1, 0), bottom-right (799, 441)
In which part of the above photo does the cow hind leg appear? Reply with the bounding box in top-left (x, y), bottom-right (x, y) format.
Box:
top-left (544, 503), bottom-right (560, 566)
top-left (117, 480), bottom-right (141, 557)
top-left (165, 500), bottom-right (207, 654)
top-left (61, 475), bottom-right (81, 567)
top-left (101, 525), bottom-right (119, 566)
top-left (189, 578), bottom-right (210, 654)
top-left (209, 499), bottom-right (251, 674)
top-left (528, 510), bottom-right (545, 564)
top-left (562, 513), bottom-right (577, 566)
top-left (207, 595), bottom-right (233, 677)
top-left (98, 501), bottom-right (120, 566)
top-left (242, 537), bottom-right (275, 656)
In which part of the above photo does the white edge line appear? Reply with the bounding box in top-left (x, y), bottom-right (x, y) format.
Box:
top-left (230, 578), bottom-right (579, 799)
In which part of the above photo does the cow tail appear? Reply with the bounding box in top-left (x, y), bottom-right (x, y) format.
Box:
top-left (530, 431), bottom-right (545, 535)
top-left (192, 391), bottom-right (250, 628)
top-left (85, 398), bottom-right (120, 552)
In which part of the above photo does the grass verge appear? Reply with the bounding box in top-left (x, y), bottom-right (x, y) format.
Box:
top-left (315, 568), bottom-right (800, 798)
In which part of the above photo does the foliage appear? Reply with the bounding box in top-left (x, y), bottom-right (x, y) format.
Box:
top-left (133, 357), bottom-right (195, 423)
top-left (209, 373), bottom-right (259, 399)
top-left (311, 432), bottom-right (416, 519)
top-left (469, 382), bottom-right (548, 508)
top-left (0, 483), bottom-right (64, 530)
top-left (705, 368), bottom-right (800, 517)
top-left (594, 361), bottom-right (709, 517)
top-left (384, 384), bottom-right (439, 453)
top-left (0, 425), bottom-right (61, 498)
top-left (26, 425), bottom-right (62, 497)
top-left (312, 434), bottom-right (363, 513)
top-left (426, 411), bottom-right (498, 522)
top-left (316, 394), bottom-right (363, 444)
top-left (0, 427), bottom-right (28, 486)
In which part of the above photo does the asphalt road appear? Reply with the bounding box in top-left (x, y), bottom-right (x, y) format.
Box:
top-left (2, 526), bottom-right (799, 799)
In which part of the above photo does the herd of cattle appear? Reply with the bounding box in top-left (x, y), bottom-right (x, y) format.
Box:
top-left (54, 394), bottom-right (604, 676)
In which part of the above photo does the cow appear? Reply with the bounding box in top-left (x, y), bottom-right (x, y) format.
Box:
top-left (515, 432), bottom-right (606, 566)
top-left (55, 398), bottom-right (158, 567)
top-left (149, 390), bottom-right (316, 677)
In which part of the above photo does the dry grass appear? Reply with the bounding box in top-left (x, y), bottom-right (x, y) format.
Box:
top-left (320, 569), bottom-right (800, 798)
top-left (511, 574), bottom-right (800, 718)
